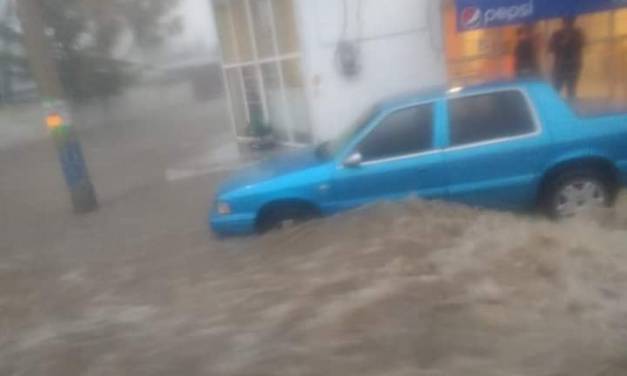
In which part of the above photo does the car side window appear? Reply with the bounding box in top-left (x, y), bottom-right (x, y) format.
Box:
top-left (448, 90), bottom-right (536, 147)
top-left (357, 104), bottom-right (433, 162)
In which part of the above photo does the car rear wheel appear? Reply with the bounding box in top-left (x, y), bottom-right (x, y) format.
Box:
top-left (544, 170), bottom-right (612, 218)
top-left (256, 203), bottom-right (319, 234)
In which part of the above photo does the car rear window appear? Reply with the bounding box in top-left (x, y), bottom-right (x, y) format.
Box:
top-left (448, 90), bottom-right (536, 147)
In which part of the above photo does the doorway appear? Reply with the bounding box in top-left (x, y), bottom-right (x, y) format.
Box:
top-left (213, 0), bottom-right (313, 144)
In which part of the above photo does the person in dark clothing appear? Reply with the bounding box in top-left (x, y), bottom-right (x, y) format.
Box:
top-left (549, 17), bottom-right (586, 100)
top-left (515, 25), bottom-right (539, 78)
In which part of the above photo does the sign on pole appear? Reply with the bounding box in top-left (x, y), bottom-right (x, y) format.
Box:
top-left (17, 0), bottom-right (98, 213)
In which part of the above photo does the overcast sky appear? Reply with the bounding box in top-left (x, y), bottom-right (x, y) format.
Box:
top-left (143, 0), bottom-right (219, 63)
top-left (178, 0), bottom-right (218, 51)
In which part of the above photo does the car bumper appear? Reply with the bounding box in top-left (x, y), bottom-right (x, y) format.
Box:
top-left (210, 213), bottom-right (256, 236)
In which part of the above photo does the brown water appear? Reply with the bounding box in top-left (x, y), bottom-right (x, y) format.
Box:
top-left (209, 199), bottom-right (627, 376)
top-left (3, 195), bottom-right (627, 375)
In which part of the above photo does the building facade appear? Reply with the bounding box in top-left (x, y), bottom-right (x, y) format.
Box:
top-left (211, 0), bottom-right (627, 145)
top-left (211, 0), bottom-right (447, 144)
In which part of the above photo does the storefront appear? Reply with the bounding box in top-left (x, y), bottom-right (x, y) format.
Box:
top-left (444, 0), bottom-right (627, 104)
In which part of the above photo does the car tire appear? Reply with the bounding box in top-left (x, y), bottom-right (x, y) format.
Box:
top-left (543, 169), bottom-right (613, 218)
top-left (256, 203), bottom-right (319, 234)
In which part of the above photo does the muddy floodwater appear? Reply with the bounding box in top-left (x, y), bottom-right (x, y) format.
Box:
top-left (3, 194), bottom-right (627, 375)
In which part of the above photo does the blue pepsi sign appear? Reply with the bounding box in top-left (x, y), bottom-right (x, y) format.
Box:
top-left (457, 0), bottom-right (627, 31)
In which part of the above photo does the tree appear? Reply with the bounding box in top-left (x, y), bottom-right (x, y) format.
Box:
top-left (9, 0), bottom-right (182, 103)
top-left (0, 3), bottom-right (29, 103)
top-left (17, 0), bottom-right (99, 213)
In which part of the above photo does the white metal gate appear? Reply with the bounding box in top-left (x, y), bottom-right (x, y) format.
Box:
top-left (213, 0), bottom-right (312, 144)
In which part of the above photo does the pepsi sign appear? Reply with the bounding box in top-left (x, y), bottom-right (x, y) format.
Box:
top-left (457, 0), bottom-right (627, 31)
top-left (460, 6), bottom-right (482, 29)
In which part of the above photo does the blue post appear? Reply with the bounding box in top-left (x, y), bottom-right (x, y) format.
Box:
top-left (46, 102), bottom-right (98, 213)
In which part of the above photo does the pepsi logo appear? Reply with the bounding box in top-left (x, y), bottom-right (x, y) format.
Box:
top-left (461, 6), bottom-right (482, 28)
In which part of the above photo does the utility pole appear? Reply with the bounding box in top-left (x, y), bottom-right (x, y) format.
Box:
top-left (16, 0), bottom-right (98, 213)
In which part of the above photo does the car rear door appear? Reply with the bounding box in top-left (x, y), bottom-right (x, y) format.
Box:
top-left (443, 89), bottom-right (551, 210)
top-left (329, 101), bottom-right (448, 212)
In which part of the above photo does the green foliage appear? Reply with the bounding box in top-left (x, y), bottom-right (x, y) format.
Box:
top-left (8, 0), bottom-right (182, 102)
top-left (0, 23), bottom-right (20, 44)
top-left (0, 20), bottom-right (28, 102)
top-left (248, 111), bottom-right (274, 138)
top-left (0, 23), bottom-right (25, 70)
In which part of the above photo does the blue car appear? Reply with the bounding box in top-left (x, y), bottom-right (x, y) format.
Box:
top-left (211, 80), bottom-right (627, 236)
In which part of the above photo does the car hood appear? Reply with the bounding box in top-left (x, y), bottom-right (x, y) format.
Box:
top-left (218, 147), bottom-right (326, 196)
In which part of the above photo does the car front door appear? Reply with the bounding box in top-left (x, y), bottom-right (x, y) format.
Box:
top-left (443, 89), bottom-right (551, 209)
top-left (329, 101), bottom-right (448, 213)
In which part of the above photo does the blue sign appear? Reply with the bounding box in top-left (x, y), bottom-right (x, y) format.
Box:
top-left (58, 139), bottom-right (90, 188)
top-left (457, 0), bottom-right (627, 31)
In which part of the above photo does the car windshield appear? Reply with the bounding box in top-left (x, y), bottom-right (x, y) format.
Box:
top-left (316, 106), bottom-right (378, 159)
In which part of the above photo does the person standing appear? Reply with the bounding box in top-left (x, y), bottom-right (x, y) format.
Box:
top-left (549, 17), bottom-right (586, 100)
top-left (514, 25), bottom-right (539, 78)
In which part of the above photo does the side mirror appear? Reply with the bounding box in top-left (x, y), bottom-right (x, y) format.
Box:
top-left (343, 152), bottom-right (363, 168)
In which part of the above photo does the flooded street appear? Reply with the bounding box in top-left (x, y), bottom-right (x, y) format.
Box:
top-left (2, 90), bottom-right (627, 375)
top-left (3, 180), bottom-right (627, 375)
top-left (5, 0), bottom-right (627, 374)
top-left (1, 80), bottom-right (627, 375)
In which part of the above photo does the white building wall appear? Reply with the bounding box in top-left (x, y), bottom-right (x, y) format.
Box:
top-left (294, 0), bottom-right (447, 142)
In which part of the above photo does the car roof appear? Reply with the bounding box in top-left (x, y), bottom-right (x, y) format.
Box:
top-left (377, 79), bottom-right (546, 110)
